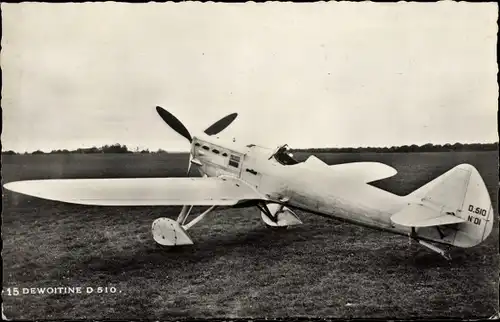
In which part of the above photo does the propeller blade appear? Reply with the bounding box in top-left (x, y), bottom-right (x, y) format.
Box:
top-left (156, 106), bottom-right (192, 142)
top-left (204, 113), bottom-right (238, 136)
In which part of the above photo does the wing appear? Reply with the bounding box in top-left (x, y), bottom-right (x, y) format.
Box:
top-left (3, 176), bottom-right (265, 206)
top-left (391, 203), bottom-right (466, 227)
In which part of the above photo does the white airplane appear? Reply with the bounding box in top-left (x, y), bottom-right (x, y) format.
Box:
top-left (4, 107), bottom-right (494, 260)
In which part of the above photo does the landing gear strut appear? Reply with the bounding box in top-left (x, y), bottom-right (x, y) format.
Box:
top-left (257, 202), bottom-right (303, 228)
top-left (257, 202), bottom-right (281, 223)
top-left (151, 205), bottom-right (217, 246)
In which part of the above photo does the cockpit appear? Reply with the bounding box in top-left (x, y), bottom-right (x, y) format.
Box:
top-left (269, 144), bottom-right (301, 166)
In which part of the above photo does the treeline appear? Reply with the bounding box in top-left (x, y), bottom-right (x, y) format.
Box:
top-left (1, 142), bottom-right (498, 155)
top-left (2, 144), bottom-right (169, 155)
top-left (293, 142), bottom-right (499, 153)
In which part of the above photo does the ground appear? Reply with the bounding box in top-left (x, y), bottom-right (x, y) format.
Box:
top-left (1, 151), bottom-right (498, 319)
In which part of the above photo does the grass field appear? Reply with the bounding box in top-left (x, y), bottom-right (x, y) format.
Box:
top-left (2, 151), bottom-right (498, 319)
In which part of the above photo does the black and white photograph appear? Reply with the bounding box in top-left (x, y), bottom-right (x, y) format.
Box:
top-left (1, 1), bottom-right (498, 320)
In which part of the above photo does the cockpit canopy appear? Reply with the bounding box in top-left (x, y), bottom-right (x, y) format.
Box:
top-left (272, 144), bottom-right (300, 166)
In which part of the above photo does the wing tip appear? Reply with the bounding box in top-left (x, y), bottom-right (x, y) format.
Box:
top-left (3, 181), bottom-right (21, 193)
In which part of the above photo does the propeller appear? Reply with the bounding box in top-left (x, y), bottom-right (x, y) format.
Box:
top-left (155, 106), bottom-right (238, 176)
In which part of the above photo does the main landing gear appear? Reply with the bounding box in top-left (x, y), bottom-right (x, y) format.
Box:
top-left (151, 205), bottom-right (217, 246)
top-left (257, 202), bottom-right (303, 229)
top-left (151, 202), bottom-right (303, 245)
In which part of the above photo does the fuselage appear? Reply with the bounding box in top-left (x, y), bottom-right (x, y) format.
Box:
top-left (190, 134), bottom-right (416, 239)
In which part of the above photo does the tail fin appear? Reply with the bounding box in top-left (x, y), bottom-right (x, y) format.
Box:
top-left (408, 164), bottom-right (493, 248)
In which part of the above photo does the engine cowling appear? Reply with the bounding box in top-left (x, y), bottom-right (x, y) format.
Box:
top-left (260, 203), bottom-right (303, 227)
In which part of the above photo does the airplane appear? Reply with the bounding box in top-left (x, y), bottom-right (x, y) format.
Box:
top-left (3, 106), bottom-right (494, 260)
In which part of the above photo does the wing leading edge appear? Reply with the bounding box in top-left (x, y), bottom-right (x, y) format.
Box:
top-left (3, 176), bottom-right (265, 206)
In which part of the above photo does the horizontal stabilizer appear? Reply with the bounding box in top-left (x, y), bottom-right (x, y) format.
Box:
top-left (329, 161), bottom-right (398, 183)
top-left (301, 157), bottom-right (397, 183)
top-left (391, 203), bottom-right (466, 227)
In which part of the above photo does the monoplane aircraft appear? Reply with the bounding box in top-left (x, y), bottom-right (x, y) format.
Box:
top-left (4, 107), bottom-right (494, 260)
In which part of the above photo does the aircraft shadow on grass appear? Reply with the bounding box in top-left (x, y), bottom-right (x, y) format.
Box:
top-left (74, 224), bottom-right (488, 279)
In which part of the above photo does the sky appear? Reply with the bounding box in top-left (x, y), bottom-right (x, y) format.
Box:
top-left (1, 2), bottom-right (498, 153)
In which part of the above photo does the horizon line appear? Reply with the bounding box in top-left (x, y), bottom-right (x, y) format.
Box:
top-left (2, 141), bottom-right (498, 154)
